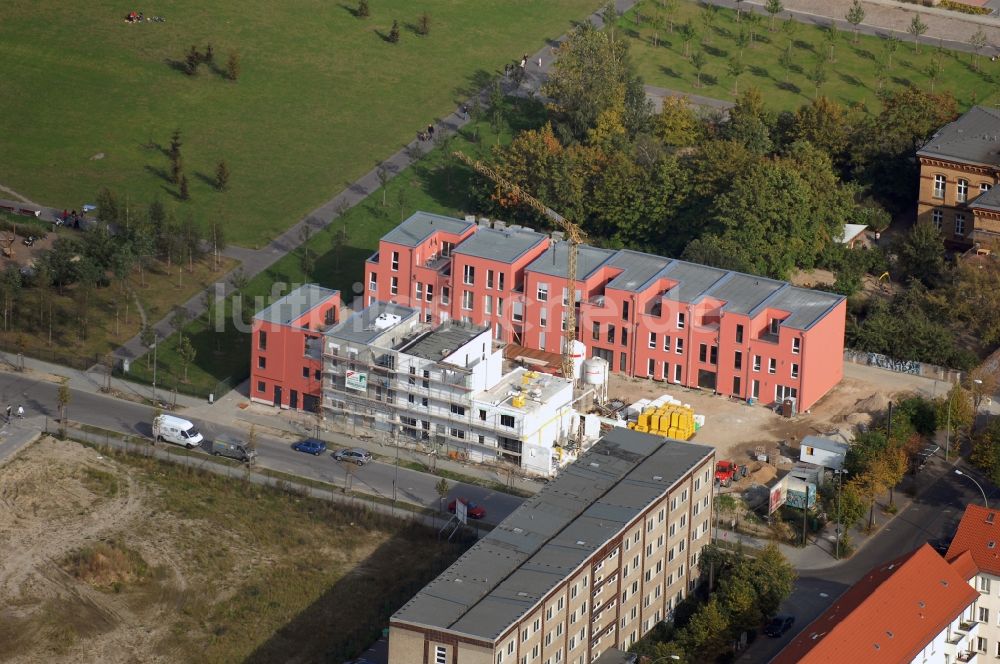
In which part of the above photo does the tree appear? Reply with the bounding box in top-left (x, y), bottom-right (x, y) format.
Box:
top-left (654, 95), bottom-right (703, 146)
top-left (700, 5), bottom-right (719, 44)
top-left (691, 51), bottom-right (707, 88)
top-left (435, 477), bottom-right (450, 513)
top-left (177, 335), bottom-right (196, 382)
top-left (489, 80), bottom-right (506, 145)
top-left (926, 54), bottom-right (944, 92)
top-left (845, 0), bottom-right (865, 43)
top-left (968, 368), bottom-right (998, 420)
top-left (179, 174), bottom-right (190, 201)
top-left (57, 384), bottom-right (70, 437)
top-left (765, 0), bottom-right (783, 32)
top-left (676, 598), bottom-right (731, 659)
top-left (907, 14), bottom-right (928, 53)
top-left (735, 29), bottom-right (750, 59)
top-left (823, 26), bottom-right (839, 63)
top-left (883, 35), bottom-right (900, 69)
top-left (781, 15), bottom-right (798, 40)
top-left (388, 20), bottom-right (400, 43)
top-left (746, 12), bottom-right (763, 47)
top-left (949, 259), bottom-right (1000, 346)
top-left (171, 156), bottom-right (184, 186)
top-left (601, 1), bottom-right (617, 39)
top-left (939, 383), bottom-right (975, 437)
top-left (247, 424), bottom-right (257, 454)
top-left (778, 41), bottom-right (794, 82)
top-left (185, 45), bottom-right (200, 75)
top-left (215, 160), bottom-right (230, 191)
top-left (417, 12), bottom-right (431, 36)
top-left (679, 20), bottom-right (698, 58)
top-left (663, 0), bottom-right (678, 33)
top-left (172, 306), bottom-right (190, 340)
top-left (808, 60), bottom-right (827, 97)
top-left (376, 161), bottom-right (391, 205)
top-left (226, 51), bottom-right (241, 81)
top-left (895, 221), bottom-right (945, 287)
top-left (357, 0), bottom-right (370, 18)
top-left (727, 57), bottom-right (745, 96)
top-left (204, 43), bottom-right (214, 64)
top-left (788, 96), bottom-right (850, 159)
top-left (971, 28), bottom-right (988, 71)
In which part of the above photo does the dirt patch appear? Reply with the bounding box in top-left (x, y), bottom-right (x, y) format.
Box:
top-left (0, 437), bottom-right (466, 664)
top-left (789, 268), bottom-right (835, 288)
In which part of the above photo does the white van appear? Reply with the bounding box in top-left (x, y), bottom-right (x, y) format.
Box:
top-left (153, 414), bottom-right (204, 449)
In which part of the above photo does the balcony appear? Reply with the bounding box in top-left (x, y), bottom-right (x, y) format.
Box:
top-left (758, 331), bottom-right (779, 344)
top-left (957, 650), bottom-right (978, 663)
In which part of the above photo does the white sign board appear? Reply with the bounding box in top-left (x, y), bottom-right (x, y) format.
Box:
top-left (455, 499), bottom-right (468, 525)
top-left (345, 370), bottom-right (368, 392)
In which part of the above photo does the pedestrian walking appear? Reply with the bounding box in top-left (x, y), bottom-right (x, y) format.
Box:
top-left (461, 103), bottom-right (469, 119)
top-left (537, 57), bottom-right (542, 68)
top-left (520, 57), bottom-right (526, 69)
top-left (16, 405), bottom-right (23, 419)
top-left (427, 124), bottom-right (435, 139)
top-left (5, 405), bottom-right (11, 423)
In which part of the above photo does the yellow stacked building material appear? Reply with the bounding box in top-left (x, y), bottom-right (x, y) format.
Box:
top-left (512, 394), bottom-right (526, 408)
top-left (635, 424), bottom-right (649, 433)
top-left (636, 404), bottom-right (696, 440)
top-left (627, 422), bottom-right (636, 430)
top-left (638, 411), bottom-right (651, 429)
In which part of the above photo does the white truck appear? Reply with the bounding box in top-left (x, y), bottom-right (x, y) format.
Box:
top-left (152, 414), bottom-right (204, 449)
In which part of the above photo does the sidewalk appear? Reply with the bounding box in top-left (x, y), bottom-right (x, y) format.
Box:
top-left (0, 415), bottom-right (43, 468)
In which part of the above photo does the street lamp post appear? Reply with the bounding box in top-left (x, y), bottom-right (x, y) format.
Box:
top-left (835, 468), bottom-right (849, 560)
top-left (974, 379), bottom-right (984, 432)
top-left (955, 469), bottom-right (989, 508)
top-left (152, 333), bottom-right (158, 404)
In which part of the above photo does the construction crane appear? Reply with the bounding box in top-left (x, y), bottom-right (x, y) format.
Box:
top-left (452, 151), bottom-right (586, 380)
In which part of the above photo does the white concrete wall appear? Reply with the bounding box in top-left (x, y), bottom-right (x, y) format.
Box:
top-left (800, 447), bottom-right (844, 470)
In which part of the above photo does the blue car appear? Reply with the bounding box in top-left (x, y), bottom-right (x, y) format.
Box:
top-left (292, 439), bottom-right (327, 456)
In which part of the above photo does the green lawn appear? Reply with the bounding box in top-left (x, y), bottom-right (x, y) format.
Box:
top-left (0, 0), bottom-right (599, 248)
top-left (124, 98), bottom-right (545, 397)
top-left (619, 2), bottom-right (999, 111)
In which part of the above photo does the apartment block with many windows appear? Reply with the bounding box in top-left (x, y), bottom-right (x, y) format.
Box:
top-left (917, 106), bottom-right (1000, 249)
top-left (389, 428), bottom-right (716, 664)
top-left (368, 213), bottom-right (846, 411)
top-left (250, 284), bottom-right (340, 410)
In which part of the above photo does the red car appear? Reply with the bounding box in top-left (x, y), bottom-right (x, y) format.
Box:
top-left (448, 498), bottom-right (486, 519)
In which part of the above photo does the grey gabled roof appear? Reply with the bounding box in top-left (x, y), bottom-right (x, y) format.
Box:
top-left (971, 186), bottom-right (1000, 212)
top-left (452, 227), bottom-right (548, 264)
top-left (916, 106), bottom-right (1000, 168)
top-left (525, 242), bottom-right (616, 280)
top-left (391, 428), bottom-right (715, 641)
top-left (802, 435), bottom-right (848, 455)
top-left (381, 211), bottom-right (475, 247)
top-left (604, 250), bottom-right (671, 292)
top-left (399, 321), bottom-right (488, 360)
top-left (762, 285), bottom-right (844, 330)
top-left (253, 284), bottom-right (338, 326)
top-left (325, 301), bottom-right (418, 346)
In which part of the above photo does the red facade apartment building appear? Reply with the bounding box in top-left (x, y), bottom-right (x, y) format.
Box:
top-left (366, 212), bottom-right (846, 411)
top-left (251, 284), bottom-right (340, 410)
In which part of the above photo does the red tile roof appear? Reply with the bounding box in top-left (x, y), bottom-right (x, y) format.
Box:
top-left (772, 544), bottom-right (979, 664)
top-left (946, 504), bottom-right (1000, 577)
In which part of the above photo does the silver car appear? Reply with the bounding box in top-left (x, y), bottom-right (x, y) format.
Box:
top-left (333, 448), bottom-right (373, 466)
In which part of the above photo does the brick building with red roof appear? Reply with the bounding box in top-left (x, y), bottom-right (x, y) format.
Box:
top-left (946, 504), bottom-right (1000, 659)
top-left (773, 544), bottom-right (979, 663)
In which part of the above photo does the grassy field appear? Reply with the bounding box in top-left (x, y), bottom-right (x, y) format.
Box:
top-left (0, 0), bottom-right (599, 248)
top-left (0, 437), bottom-right (466, 663)
top-left (619, 1), bottom-right (1000, 110)
top-left (125, 97), bottom-right (545, 396)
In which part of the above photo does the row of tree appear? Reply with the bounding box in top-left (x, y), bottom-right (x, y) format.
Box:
top-left (630, 544), bottom-right (796, 662)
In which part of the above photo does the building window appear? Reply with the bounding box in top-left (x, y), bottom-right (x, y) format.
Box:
top-left (537, 282), bottom-right (549, 301)
top-left (648, 332), bottom-right (657, 349)
top-left (302, 367), bottom-right (310, 378)
top-left (752, 379), bottom-right (760, 399)
top-left (674, 364), bottom-right (682, 383)
top-left (442, 286), bottom-right (450, 305)
top-left (933, 174), bottom-right (946, 199)
top-left (621, 328), bottom-right (628, 346)
top-left (463, 265), bottom-right (475, 285)
top-left (983, 183), bottom-right (993, 194)
top-left (368, 273), bottom-right (377, 292)
top-left (663, 335), bottom-right (671, 352)
top-left (980, 607), bottom-right (990, 623)
top-left (733, 376), bottom-right (741, 394)
top-left (257, 380), bottom-right (266, 392)
top-left (648, 358), bottom-right (656, 376)
top-left (462, 291), bottom-right (473, 310)
top-left (734, 350), bottom-right (742, 370)
top-left (768, 358), bottom-right (776, 374)
top-left (426, 284), bottom-right (434, 302)
top-left (500, 414), bottom-right (515, 428)
top-left (978, 637), bottom-right (987, 654)
top-left (498, 273), bottom-right (505, 291)
top-left (958, 178), bottom-right (969, 203)
top-left (258, 330), bottom-right (267, 350)
top-left (435, 646), bottom-right (447, 664)
top-left (257, 356), bottom-right (266, 369)
top-left (980, 576), bottom-right (991, 593)
top-left (620, 352), bottom-right (627, 372)
top-left (662, 361), bottom-right (670, 380)
top-left (956, 213), bottom-right (966, 236)
top-left (791, 363), bottom-right (799, 379)
top-left (607, 324), bottom-right (615, 344)
top-left (415, 282), bottom-right (423, 300)
top-left (539, 308), bottom-right (547, 328)
top-left (699, 344), bottom-right (707, 363)
top-left (390, 276), bottom-right (398, 296)
top-left (676, 312), bottom-right (685, 329)
top-left (735, 323), bottom-right (744, 344)
top-left (753, 355), bottom-right (761, 372)
top-left (485, 295), bottom-right (493, 315)
top-left (487, 269), bottom-right (494, 289)
top-left (792, 337), bottom-right (800, 354)
top-left (932, 209), bottom-right (943, 230)
top-left (391, 251), bottom-right (399, 271)
top-left (513, 302), bottom-right (523, 323)
top-left (592, 322), bottom-right (600, 341)
top-left (675, 338), bottom-right (683, 354)
top-left (622, 300), bottom-right (630, 321)
top-left (451, 404), bottom-right (465, 416)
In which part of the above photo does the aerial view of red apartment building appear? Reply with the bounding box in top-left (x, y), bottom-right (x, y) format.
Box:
top-left (365, 212), bottom-right (846, 411)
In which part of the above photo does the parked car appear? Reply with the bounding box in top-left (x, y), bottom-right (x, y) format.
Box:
top-left (764, 614), bottom-right (795, 637)
top-left (153, 414), bottom-right (203, 449)
top-left (333, 448), bottom-right (373, 466)
top-left (212, 436), bottom-right (257, 464)
top-left (292, 439), bottom-right (327, 456)
top-left (448, 498), bottom-right (486, 519)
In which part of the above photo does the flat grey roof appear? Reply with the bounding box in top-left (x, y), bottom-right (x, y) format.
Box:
top-left (604, 250), bottom-right (671, 292)
top-left (917, 106), bottom-right (1000, 168)
top-left (253, 284), bottom-right (338, 326)
top-left (381, 211), bottom-right (475, 247)
top-left (763, 285), bottom-right (844, 330)
top-left (399, 321), bottom-right (487, 361)
top-left (972, 185), bottom-right (1000, 212)
top-left (802, 435), bottom-right (849, 454)
top-left (325, 302), bottom-right (418, 346)
top-left (661, 260), bottom-right (730, 303)
top-left (452, 227), bottom-right (548, 264)
top-left (391, 428), bottom-right (715, 641)
top-left (526, 242), bottom-right (616, 280)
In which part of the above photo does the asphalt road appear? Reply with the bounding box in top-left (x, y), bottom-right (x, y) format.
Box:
top-left (742, 454), bottom-right (998, 663)
top-left (0, 372), bottom-right (524, 526)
